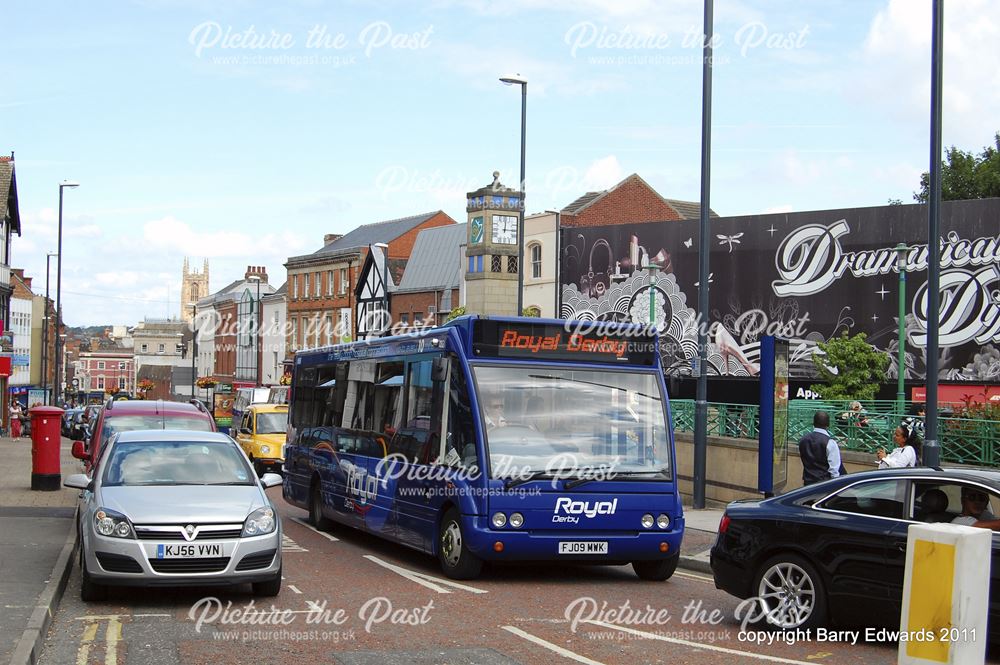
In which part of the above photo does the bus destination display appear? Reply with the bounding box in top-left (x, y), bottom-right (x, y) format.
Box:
top-left (473, 321), bottom-right (657, 365)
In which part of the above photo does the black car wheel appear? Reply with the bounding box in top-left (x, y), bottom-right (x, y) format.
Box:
top-left (252, 566), bottom-right (282, 597)
top-left (437, 508), bottom-right (483, 580)
top-left (80, 547), bottom-right (108, 602)
top-left (753, 553), bottom-right (826, 630)
top-left (633, 553), bottom-right (679, 581)
top-left (309, 482), bottom-right (333, 530)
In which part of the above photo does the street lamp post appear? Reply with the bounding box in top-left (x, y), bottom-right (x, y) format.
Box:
top-left (247, 275), bottom-right (262, 385)
top-left (644, 263), bottom-right (662, 328)
top-left (500, 74), bottom-right (527, 316)
top-left (55, 180), bottom-right (79, 405)
top-left (42, 251), bottom-right (58, 402)
top-left (895, 243), bottom-right (908, 416)
top-left (189, 302), bottom-right (197, 399)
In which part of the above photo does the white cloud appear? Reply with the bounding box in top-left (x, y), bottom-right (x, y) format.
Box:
top-left (858, 0), bottom-right (1000, 148)
top-left (582, 155), bottom-right (624, 190)
top-left (763, 204), bottom-right (793, 214)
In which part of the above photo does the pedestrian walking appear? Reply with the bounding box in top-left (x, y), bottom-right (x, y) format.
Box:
top-left (798, 411), bottom-right (845, 485)
top-left (9, 401), bottom-right (24, 439)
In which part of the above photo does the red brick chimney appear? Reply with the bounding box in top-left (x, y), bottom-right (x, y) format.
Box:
top-left (245, 265), bottom-right (269, 283)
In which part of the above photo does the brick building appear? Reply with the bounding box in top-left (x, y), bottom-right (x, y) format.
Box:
top-left (559, 173), bottom-right (711, 228)
top-left (389, 224), bottom-right (466, 328)
top-left (284, 210), bottom-right (455, 351)
top-left (77, 351), bottom-right (135, 397)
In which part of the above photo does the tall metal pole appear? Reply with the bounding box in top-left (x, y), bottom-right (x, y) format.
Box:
top-left (255, 280), bottom-right (262, 385)
top-left (923, 0), bottom-right (944, 468)
top-left (693, 0), bottom-right (714, 509)
top-left (895, 244), bottom-right (908, 416)
top-left (55, 187), bottom-right (64, 406)
top-left (191, 304), bottom-right (197, 399)
top-left (517, 82), bottom-right (527, 316)
top-left (42, 253), bottom-right (56, 401)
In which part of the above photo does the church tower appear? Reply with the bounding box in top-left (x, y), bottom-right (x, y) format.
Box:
top-left (464, 171), bottom-right (523, 316)
top-left (181, 258), bottom-right (209, 323)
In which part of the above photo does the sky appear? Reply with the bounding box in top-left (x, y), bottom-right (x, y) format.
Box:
top-left (3, 0), bottom-right (998, 327)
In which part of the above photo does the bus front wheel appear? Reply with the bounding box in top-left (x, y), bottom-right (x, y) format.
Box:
top-left (632, 553), bottom-right (679, 581)
top-left (437, 508), bottom-right (483, 580)
top-left (309, 482), bottom-right (333, 530)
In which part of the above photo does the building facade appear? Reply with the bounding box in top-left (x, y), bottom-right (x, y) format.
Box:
top-left (77, 352), bottom-right (135, 397)
top-left (9, 269), bottom-right (33, 388)
top-left (464, 173), bottom-right (523, 316)
top-left (260, 283), bottom-right (287, 385)
top-left (0, 155), bottom-right (21, 420)
top-left (284, 211), bottom-right (455, 352)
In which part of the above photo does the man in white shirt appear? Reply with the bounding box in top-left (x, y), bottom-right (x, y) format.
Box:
top-left (952, 487), bottom-right (1000, 530)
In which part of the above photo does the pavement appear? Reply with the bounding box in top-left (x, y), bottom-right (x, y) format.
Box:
top-left (1, 434), bottom-right (80, 665)
top-left (0, 431), bottom-right (724, 665)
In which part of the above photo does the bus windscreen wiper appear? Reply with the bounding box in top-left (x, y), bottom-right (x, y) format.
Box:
top-left (564, 469), bottom-right (664, 489)
top-left (504, 470), bottom-right (552, 489)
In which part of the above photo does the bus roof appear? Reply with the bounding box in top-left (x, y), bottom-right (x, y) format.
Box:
top-left (294, 315), bottom-right (660, 368)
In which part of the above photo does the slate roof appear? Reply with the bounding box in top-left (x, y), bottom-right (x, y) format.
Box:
top-left (396, 224), bottom-right (467, 292)
top-left (664, 198), bottom-right (720, 219)
top-left (0, 157), bottom-right (20, 234)
top-left (314, 211), bottom-right (442, 256)
top-left (562, 191), bottom-right (603, 215)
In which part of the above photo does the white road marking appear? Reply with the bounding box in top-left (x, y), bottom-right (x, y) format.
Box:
top-left (584, 620), bottom-right (816, 664)
top-left (290, 516), bottom-right (339, 541)
top-left (288, 584), bottom-right (303, 594)
top-left (673, 570), bottom-right (713, 584)
top-left (501, 626), bottom-right (606, 665)
top-left (363, 555), bottom-right (488, 594)
top-left (105, 615), bottom-right (122, 665)
top-left (282, 534), bottom-right (308, 552)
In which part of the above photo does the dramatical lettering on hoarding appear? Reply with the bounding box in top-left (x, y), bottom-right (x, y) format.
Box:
top-left (558, 199), bottom-right (1000, 381)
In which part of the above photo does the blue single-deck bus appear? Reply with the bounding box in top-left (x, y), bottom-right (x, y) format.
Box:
top-left (282, 316), bottom-right (683, 580)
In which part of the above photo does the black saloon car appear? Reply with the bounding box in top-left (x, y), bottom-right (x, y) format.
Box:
top-left (711, 468), bottom-right (1000, 639)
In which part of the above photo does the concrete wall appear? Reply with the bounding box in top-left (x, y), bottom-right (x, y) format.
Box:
top-left (674, 432), bottom-right (880, 508)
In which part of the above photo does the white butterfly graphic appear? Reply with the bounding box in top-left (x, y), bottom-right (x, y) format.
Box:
top-left (683, 237), bottom-right (693, 248)
top-left (716, 233), bottom-right (744, 253)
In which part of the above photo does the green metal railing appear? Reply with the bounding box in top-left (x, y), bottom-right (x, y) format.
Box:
top-left (670, 399), bottom-right (1000, 467)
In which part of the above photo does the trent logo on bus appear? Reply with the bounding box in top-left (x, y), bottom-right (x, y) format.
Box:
top-left (553, 497), bottom-right (618, 523)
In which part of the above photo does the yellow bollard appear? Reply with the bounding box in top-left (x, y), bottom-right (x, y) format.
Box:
top-left (898, 523), bottom-right (989, 665)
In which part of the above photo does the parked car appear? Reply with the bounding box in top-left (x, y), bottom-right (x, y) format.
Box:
top-left (62, 408), bottom-right (83, 437)
top-left (65, 429), bottom-right (283, 600)
top-left (234, 404), bottom-right (288, 476)
top-left (74, 398), bottom-right (217, 473)
top-left (711, 468), bottom-right (1000, 640)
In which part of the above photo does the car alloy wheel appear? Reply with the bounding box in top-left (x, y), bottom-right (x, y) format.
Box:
top-left (754, 554), bottom-right (825, 630)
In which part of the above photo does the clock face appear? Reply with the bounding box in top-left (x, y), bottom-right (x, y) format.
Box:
top-left (491, 215), bottom-right (518, 244)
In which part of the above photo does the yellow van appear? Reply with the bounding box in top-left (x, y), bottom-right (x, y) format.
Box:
top-left (235, 404), bottom-right (289, 476)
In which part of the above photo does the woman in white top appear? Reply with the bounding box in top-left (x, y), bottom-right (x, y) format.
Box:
top-left (876, 423), bottom-right (921, 468)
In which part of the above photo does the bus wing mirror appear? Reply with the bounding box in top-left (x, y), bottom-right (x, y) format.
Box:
top-left (432, 356), bottom-right (450, 382)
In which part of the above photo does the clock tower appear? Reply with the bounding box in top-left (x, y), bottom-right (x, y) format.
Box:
top-left (464, 171), bottom-right (523, 316)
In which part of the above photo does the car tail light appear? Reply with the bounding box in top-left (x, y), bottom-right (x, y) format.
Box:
top-left (718, 514), bottom-right (730, 534)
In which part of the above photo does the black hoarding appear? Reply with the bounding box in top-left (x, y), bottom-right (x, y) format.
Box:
top-left (559, 198), bottom-right (1000, 383)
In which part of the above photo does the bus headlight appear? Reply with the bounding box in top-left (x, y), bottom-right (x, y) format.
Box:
top-left (656, 514), bottom-right (670, 529)
top-left (641, 513), bottom-right (655, 529)
top-left (509, 512), bottom-right (524, 528)
top-left (491, 512), bottom-right (507, 528)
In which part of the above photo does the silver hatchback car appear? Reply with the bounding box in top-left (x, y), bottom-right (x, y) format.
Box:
top-left (65, 430), bottom-right (283, 601)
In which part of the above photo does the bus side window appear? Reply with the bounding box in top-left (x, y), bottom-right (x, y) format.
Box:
top-left (447, 358), bottom-right (476, 469)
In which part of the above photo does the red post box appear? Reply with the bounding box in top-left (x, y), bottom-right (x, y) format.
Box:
top-left (29, 406), bottom-right (64, 491)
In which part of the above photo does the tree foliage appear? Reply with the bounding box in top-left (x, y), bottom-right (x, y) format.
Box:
top-left (809, 332), bottom-right (889, 401)
top-left (914, 132), bottom-right (1000, 202)
top-left (445, 306), bottom-right (466, 322)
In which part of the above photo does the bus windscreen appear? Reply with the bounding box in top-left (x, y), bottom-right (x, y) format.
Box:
top-left (472, 320), bottom-right (657, 365)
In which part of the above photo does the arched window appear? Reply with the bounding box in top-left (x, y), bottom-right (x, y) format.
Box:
top-left (529, 243), bottom-right (542, 279)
